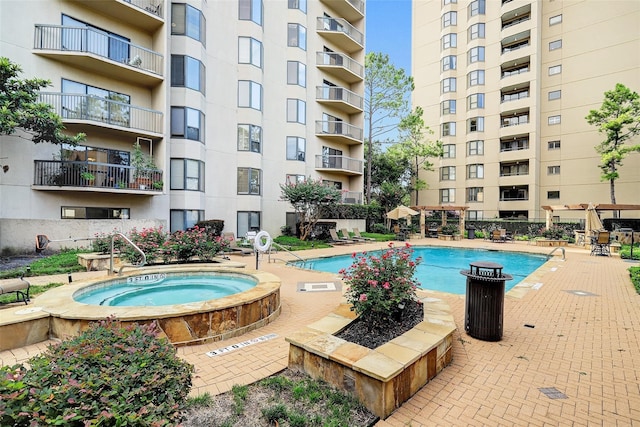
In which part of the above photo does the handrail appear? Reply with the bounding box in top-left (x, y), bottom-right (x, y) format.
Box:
top-left (547, 247), bottom-right (565, 260)
top-left (110, 232), bottom-right (146, 275)
top-left (269, 242), bottom-right (306, 267)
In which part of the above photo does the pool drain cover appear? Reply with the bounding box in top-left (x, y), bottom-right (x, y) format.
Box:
top-left (564, 290), bottom-right (598, 297)
top-left (538, 387), bottom-right (568, 399)
top-left (297, 281), bottom-right (341, 292)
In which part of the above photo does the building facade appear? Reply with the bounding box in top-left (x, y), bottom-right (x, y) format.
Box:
top-left (0, 0), bottom-right (365, 251)
top-left (412, 0), bottom-right (640, 221)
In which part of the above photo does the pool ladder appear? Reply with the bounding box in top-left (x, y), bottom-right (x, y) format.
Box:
top-left (109, 232), bottom-right (147, 276)
top-left (546, 247), bottom-right (566, 260)
top-left (268, 242), bottom-right (306, 268)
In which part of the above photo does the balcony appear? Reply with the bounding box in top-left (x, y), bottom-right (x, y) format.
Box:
top-left (34, 25), bottom-right (164, 87)
top-left (315, 121), bottom-right (363, 145)
top-left (316, 52), bottom-right (364, 83)
top-left (316, 86), bottom-right (364, 114)
top-left (320, 0), bottom-right (365, 22)
top-left (342, 191), bottom-right (363, 204)
top-left (501, 4), bottom-right (531, 31)
top-left (501, 113), bottom-right (529, 128)
top-left (316, 17), bottom-right (364, 53)
top-left (315, 155), bottom-right (363, 176)
top-left (500, 136), bottom-right (530, 152)
top-left (69, 0), bottom-right (164, 31)
top-left (33, 160), bottom-right (163, 194)
top-left (39, 93), bottom-right (163, 138)
top-left (500, 161), bottom-right (529, 177)
top-left (499, 185), bottom-right (529, 201)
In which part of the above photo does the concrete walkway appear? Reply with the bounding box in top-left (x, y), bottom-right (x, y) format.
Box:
top-left (1, 238), bottom-right (639, 425)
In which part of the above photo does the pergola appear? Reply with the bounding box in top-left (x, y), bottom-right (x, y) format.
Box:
top-left (411, 205), bottom-right (468, 238)
top-left (541, 203), bottom-right (640, 230)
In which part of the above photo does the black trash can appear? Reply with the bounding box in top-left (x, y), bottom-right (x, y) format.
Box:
top-left (461, 262), bottom-right (512, 341)
top-left (467, 226), bottom-right (476, 240)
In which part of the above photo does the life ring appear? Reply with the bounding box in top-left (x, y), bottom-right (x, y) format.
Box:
top-left (254, 230), bottom-right (272, 252)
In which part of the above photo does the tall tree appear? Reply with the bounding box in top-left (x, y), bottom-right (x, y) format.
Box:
top-left (0, 57), bottom-right (84, 145)
top-left (394, 106), bottom-right (443, 206)
top-left (585, 83), bottom-right (640, 212)
top-left (280, 177), bottom-right (342, 241)
top-left (366, 142), bottom-right (411, 214)
top-left (364, 52), bottom-right (414, 204)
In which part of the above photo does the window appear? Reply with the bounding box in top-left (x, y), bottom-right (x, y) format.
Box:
top-left (171, 55), bottom-right (205, 94)
top-left (547, 191), bottom-right (560, 199)
top-left (238, 37), bottom-right (262, 68)
top-left (467, 210), bottom-right (483, 220)
top-left (442, 100), bottom-right (456, 115)
top-left (286, 174), bottom-right (305, 184)
top-left (170, 158), bottom-right (205, 191)
top-left (288, 23), bottom-right (306, 50)
top-left (443, 144), bottom-right (456, 158)
top-left (468, 0), bottom-right (485, 17)
top-left (548, 165), bottom-right (560, 175)
top-left (238, 80), bottom-right (262, 110)
top-left (442, 122), bottom-right (456, 136)
top-left (548, 90), bottom-right (561, 100)
top-left (287, 99), bottom-right (306, 124)
top-left (61, 207), bottom-right (129, 220)
top-left (467, 140), bottom-right (484, 156)
top-left (237, 211), bottom-right (261, 238)
top-left (548, 65), bottom-right (562, 75)
top-left (61, 15), bottom-right (130, 63)
top-left (467, 187), bottom-right (483, 202)
top-left (440, 166), bottom-right (456, 180)
top-left (171, 107), bottom-right (204, 142)
top-left (442, 55), bottom-right (457, 71)
top-left (61, 79), bottom-right (131, 126)
top-left (467, 164), bottom-right (484, 179)
top-left (468, 23), bottom-right (485, 40)
top-left (288, 0), bottom-right (306, 13)
top-left (237, 124), bottom-right (262, 153)
top-left (286, 136), bottom-right (306, 161)
top-left (468, 70), bottom-right (485, 87)
top-left (467, 117), bottom-right (484, 132)
top-left (287, 61), bottom-right (306, 86)
top-left (171, 210), bottom-right (204, 233)
top-left (239, 0), bottom-right (262, 25)
top-left (442, 11), bottom-right (457, 28)
top-left (549, 14), bottom-right (562, 25)
top-left (468, 93), bottom-right (485, 109)
top-left (443, 0), bottom-right (457, 4)
top-left (321, 146), bottom-right (343, 169)
top-left (442, 33), bottom-right (457, 49)
top-left (171, 4), bottom-right (206, 45)
top-left (442, 77), bottom-right (456, 93)
top-left (468, 46), bottom-right (485, 63)
top-left (548, 115), bottom-right (561, 125)
top-left (548, 140), bottom-right (561, 150)
top-left (440, 188), bottom-right (455, 203)
top-left (549, 39), bottom-right (562, 50)
top-left (237, 167), bottom-right (261, 194)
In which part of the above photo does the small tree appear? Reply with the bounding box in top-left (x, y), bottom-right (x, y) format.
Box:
top-left (585, 83), bottom-right (640, 212)
top-left (0, 57), bottom-right (84, 145)
top-left (280, 177), bottom-right (342, 241)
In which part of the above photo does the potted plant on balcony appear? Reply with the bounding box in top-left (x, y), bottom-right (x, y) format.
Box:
top-left (131, 141), bottom-right (157, 189)
top-left (80, 170), bottom-right (95, 186)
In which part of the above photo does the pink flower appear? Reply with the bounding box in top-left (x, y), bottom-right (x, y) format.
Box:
top-left (359, 293), bottom-right (368, 301)
top-left (383, 282), bottom-right (390, 289)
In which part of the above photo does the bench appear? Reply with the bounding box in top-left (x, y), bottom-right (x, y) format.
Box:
top-left (0, 277), bottom-right (31, 304)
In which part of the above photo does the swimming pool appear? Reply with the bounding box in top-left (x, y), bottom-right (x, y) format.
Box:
top-left (295, 247), bottom-right (547, 295)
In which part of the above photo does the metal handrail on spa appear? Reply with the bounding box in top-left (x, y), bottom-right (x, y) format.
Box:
top-left (110, 232), bottom-right (146, 276)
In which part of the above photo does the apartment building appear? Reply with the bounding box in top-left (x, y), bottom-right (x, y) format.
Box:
top-left (412, 0), bottom-right (640, 221)
top-left (0, 0), bottom-right (365, 251)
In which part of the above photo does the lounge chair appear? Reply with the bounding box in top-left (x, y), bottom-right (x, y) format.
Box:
top-left (222, 232), bottom-right (254, 255)
top-left (329, 228), bottom-right (355, 245)
top-left (353, 228), bottom-right (375, 241)
top-left (491, 229), bottom-right (506, 243)
top-left (340, 228), bottom-right (365, 243)
top-left (590, 231), bottom-right (611, 256)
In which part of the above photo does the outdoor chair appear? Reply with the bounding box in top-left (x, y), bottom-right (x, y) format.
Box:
top-left (590, 231), bottom-right (611, 256)
top-left (222, 232), bottom-right (254, 255)
top-left (491, 229), bottom-right (506, 243)
top-left (329, 229), bottom-right (355, 245)
top-left (353, 228), bottom-right (375, 241)
top-left (340, 228), bottom-right (365, 243)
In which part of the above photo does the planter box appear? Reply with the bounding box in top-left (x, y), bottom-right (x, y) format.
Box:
top-left (77, 253), bottom-right (121, 271)
top-left (286, 296), bottom-right (456, 419)
top-left (535, 239), bottom-right (568, 247)
top-left (438, 234), bottom-right (461, 241)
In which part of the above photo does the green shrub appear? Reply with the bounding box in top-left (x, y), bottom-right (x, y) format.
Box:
top-left (163, 226), bottom-right (229, 262)
top-left (630, 266), bottom-right (640, 294)
top-left (122, 226), bottom-right (169, 264)
top-left (0, 317), bottom-right (193, 426)
top-left (91, 229), bottom-right (124, 254)
top-left (370, 223), bottom-right (388, 234)
top-left (195, 219), bottom-right (225, 237)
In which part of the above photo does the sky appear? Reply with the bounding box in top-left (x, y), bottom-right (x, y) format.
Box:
top-left (365, 0), bottom-right (412, 74)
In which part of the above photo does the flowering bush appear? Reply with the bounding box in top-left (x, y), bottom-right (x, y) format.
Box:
top-left (340, 243), bottom-right (422, 321)
top-left (163, 226), bottom-right (229, 263)
top-left (91, 229), bottom-right (124, 254)
top-left (121, 226), bottom-right (168, 264)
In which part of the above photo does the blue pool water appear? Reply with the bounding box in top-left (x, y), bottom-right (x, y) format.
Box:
top-left (294, 247), bottom-right (547, 295)
top-left (74, 272), bottom-right (257, 306)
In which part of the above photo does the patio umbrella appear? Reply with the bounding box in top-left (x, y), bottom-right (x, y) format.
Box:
top-left (386, 205), bottom-right (419, 220)
top-left (585, 203), bottom-right (604, 240)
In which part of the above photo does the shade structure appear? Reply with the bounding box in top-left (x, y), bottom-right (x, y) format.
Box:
top-left (386, 205), bottom-right (419, 220)
top-left (585, 203), bottom-right (605, 239)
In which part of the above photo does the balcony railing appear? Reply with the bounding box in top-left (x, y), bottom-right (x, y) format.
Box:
top-left (501, 115), bottom-right (529, 127)
top-left (500, 140), bottom-right (530, 151)
top-left (34, 24), bottom-right (163, 76)
top-left (501, 65), bottom-right (529, 79)
top-left (315, 120), bottom-right (364, 143)
top-left (316, 51), bottom-right (364, 82)
top-left (502, 14), bottom-right (531, 30)
top-left (127, 0), bottom-right (163, 17)
top-left (39, 93), bottom-right (163, 134)
top-left (500, 170), bottom-right (529, 177)
top-left (316, 86), bottom-right (364, 112)
top-left (34, 160), bottom-right (162, 191)
top-left (501, 40), bottom-right (530, 54)
top-left (342, 191), bottom-right (363, 204)
top-left (315, 154), bottom-right (363, 174)
top-left (501, 91), bottom-right (529, 103)
top-left (316, 17), bottom-right (364, 50)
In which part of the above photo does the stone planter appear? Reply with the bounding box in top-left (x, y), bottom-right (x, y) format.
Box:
top-left (285, 294), bottom-right (456, 419)
top-left (535, 239), bottom-right (569, 247)
top-left (438, 234), bottom-right (461, 241)
top-left (77, 253), bottom-right (121, 271)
